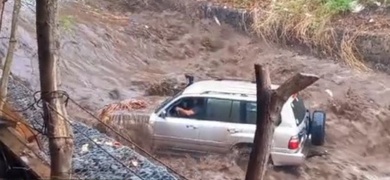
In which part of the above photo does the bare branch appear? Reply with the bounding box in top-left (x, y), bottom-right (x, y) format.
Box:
top-left (246, 66), bottom-right (320, 180)
top-left (275, 73), bottom-right (319, 102)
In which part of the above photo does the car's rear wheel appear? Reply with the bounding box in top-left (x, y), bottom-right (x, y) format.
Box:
top-left (232, 144), bottom-right (251, 161)
top-left (310, 110), bottom-right (326, 146)
top-left (232, 144), bottom-right (252, 171)
top-left (231, 144), bottom-right (273, 171)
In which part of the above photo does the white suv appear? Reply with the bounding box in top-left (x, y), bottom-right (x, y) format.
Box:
top-left (149, 78), bottom-right (326, 166)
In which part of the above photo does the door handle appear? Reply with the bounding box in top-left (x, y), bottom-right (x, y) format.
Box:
top-left (186, 125), bottom-right (198, 129)
top-left (227, 128), bottom-right (241, 133)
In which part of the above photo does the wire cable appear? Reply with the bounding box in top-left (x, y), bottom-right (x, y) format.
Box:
top-left (0, 97), bottom-right (45, 135)
top-left (42, 101), bottom-right (145, 180)
top-left (1, 89), bottom-right (144, 179)
top-left (0, 98), bottom-right (131, 180)
top-left (68, 97), bottom-right (187, 180)
top-left (0, 98), bottom-right (46, 152)
top-left (6, 79), bottom-right (186, 179)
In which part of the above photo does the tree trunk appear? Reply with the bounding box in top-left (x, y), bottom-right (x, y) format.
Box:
top-left (0, 0), bottom-right (21, 115)
top-left (245, 65), bottom-right (273, 180)
top-left (0, 0), bottom-right (8, 39)
top-left (36, 0), bottom-right (74, 179)
top-left (245, 64), bottom-right (319, 180)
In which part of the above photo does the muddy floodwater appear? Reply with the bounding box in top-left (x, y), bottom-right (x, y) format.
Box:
top-left (1, 0), bottom-right (390, 179)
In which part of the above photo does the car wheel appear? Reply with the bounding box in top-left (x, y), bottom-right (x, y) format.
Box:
top-left (310, 110), bottom-right (326, 146)
top-left (232, 144), bottom-right (251, 159)
top-left (232, 144), bottom-right (273, 170)
top-left (231, 145), bottom-right (250, 171)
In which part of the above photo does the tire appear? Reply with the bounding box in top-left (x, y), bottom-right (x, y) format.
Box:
top-left (310, 110), bottom-right (326, 146)
top-left (231, 144), bottom-right (273, 171)
top-left (231, 144), bottom-right (251, 170)
top-left (232, 144), bottom-right (252, 159)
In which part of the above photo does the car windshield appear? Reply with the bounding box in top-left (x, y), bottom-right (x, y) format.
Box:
top-left (291, 95), bottom-right (306, 125)
top-left (154, 90), bottom-right (183, 113)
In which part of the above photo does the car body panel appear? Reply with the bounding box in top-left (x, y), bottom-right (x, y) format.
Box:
top-left (271, 136), bottom-right (310, 166)
top-left (153, 115), bottom-right (202, 151)
top-left (149, 80), bottom-right (318, 166)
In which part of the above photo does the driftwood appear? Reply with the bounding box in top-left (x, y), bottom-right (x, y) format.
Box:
top-left (245, 64), bottom-right (319, 180)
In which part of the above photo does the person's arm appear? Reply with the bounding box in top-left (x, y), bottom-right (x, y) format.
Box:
top-left (175, 107), bottom-right (196, 117)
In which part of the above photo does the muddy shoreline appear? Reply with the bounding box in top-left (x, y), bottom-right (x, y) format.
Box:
top-left (146, 0), bottom-right (390, 74)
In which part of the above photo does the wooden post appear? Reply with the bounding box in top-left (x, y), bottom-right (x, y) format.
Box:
top-left (245, 64), bottom-right (319, 180)
top-left (0, 0), bottom-right (21, 115)
top-left (36, 0), bottom-right (74, 179)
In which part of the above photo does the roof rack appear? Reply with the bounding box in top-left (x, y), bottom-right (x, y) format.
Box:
top-left (201, 91), bottom-right (255, 97)
top-left (215, 77), bottom-right (256, 83)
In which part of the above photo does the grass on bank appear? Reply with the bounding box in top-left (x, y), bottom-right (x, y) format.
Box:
top-left (220, 0), bottom-right (386, 71)
top-left (256, 0), bottom-right (371, 70)
top-left (59, 15), bottom-right (76, 34)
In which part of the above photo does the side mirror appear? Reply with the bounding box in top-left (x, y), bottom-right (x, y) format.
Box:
top-left (159, 110), bottom-right (167, 119)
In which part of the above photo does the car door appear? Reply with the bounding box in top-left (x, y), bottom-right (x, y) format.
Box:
top-left (153, 97), bottom-right (203, 151)
top-left (291, 95), bottom-right (310, 145)
top-left (197, 98), bottom-right (236, 152)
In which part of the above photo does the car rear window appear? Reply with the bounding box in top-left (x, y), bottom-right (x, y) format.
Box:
top-left (205, 98), bottom-right (233, 122)
top-left (205, 99), bottom-right (257, 125)
top-left (244, 102), bottom-right (257, 124)
top-left (291, 96), bottom-right (306, 125)
top-left (239, 99), bottom-right (306, 126)
top-left (230, 101), bottom-right (241, 123)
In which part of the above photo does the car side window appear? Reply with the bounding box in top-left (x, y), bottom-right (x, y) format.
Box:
top-left (204, 98), bottom-right (233, 122)
top-left (243, 102), bottom-right (257, 124)
top-left (155, 90), bottom-right (183, 114)
top-left (230, 101), bottom-right (242, 123)
top-left (166, 97), bottom-right (206, 119)
top-left (291, 96), bottom-right (306, 125)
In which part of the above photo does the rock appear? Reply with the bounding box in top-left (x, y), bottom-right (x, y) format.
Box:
top-left (108, 89), bottom-right (121, 100)
top-left (111, 164), bottom-right (119, 171)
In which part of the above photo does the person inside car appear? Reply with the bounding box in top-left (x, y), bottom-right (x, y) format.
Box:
top-left (175, 98), bottom-right (204, 118)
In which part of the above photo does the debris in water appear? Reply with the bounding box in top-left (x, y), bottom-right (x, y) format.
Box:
top-left (20, 156), bottom-right (29, 164)
top-left (213, 16), bottom-right (221, 26)
top-left (325, 89), bottom-right (333, 98)
top-left (81, 144), bottom-right (89, 154)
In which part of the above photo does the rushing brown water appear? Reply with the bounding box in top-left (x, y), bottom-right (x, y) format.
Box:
top-left (1, 0), bottom-right (389, 179)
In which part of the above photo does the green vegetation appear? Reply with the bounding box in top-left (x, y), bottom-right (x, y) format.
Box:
top-left (218, 0), bottom-right (388, 70)
top-left (59, 15), bottom-right (76, 33)
top-left (253, 0), bottom-right (371, 70)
